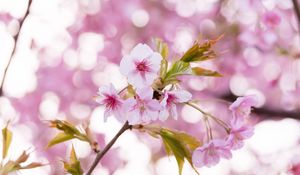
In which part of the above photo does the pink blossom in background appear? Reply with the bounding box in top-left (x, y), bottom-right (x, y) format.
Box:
top-left (262, 11), bottom-right (281, 28)
top-left (0, 0), bottom-right (300, 174)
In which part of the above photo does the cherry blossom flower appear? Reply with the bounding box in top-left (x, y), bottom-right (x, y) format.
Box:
top-left (262, 11), bottom-right (281, 28)
top-left (124, 87), bottom-right (161, 124)
top-left (192, 139), bottom-right (232, 168)
top-left (159, 89), bottom-right (192, 121)
top-left (226, 120), bottom-right (254, 150)
top-left (95, 84), bottom-right (125, 122)
top-left (229, 95), bottom-right (257, 124)
top-left (120, 43), bottom-right (162, 88)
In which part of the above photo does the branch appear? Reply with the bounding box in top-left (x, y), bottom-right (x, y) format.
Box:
top-left (0, 0), bottom-right (33, 96)
top-left (292, 0), bottom-right (300, 36)
top-left (86, 121), bottom-right (131, 175)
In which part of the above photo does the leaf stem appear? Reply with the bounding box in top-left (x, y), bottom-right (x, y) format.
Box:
top-left (0, 0), bottom-right (33, 96)
top-left (86, 121), bottom-right (131, 175)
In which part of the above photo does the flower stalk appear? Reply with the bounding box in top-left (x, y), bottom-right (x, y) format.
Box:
top-left (185, 102), bottom-right (231, 133)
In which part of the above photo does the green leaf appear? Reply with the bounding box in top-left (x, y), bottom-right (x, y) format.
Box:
top-left (160, 59), bottom-right (168, 78)
top-left (180, 36), bottom-right (222, 63)
top-left (144, 126), bottom-right (201, 175)
top-left (154, 38), bottom-right (169, 59)
top-left (154, 38), bottom-right (169, 78)
top-left (172, 130), bottom-right (202, 151)
top-left (163, 61), bottom-right (191, 86)
top-left (2, 125), bottom-right (13, 159)
top-left (47, 132), bottom-right (74, 148)
top-left (48, 120), bottom-right (96, 150)
top-left (160, 129), bottom-right (188, 175)
top-left (49, 120), bottom-right (81, 136)
top-left (63, 145), bottom-right (83, 175)
top-left (192, 67), bottom-right (222, 77)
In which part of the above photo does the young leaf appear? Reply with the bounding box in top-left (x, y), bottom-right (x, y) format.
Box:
top-left (2, 125), bottom-right (13, 159)
top-left (49, 120), bottom-right (81, 136)
top-left (47, 132), bottom-right (74, 148)
top-left (47, 120), bottom-right (97, 150)
top-left (163, 61), bottom-right (191, 86)
top-left (160, 129), bottom-right (189, 175)
top-left (144, 125), bottom-right (201, 175)
top-left (0, 151), bottom-right (45, 174)
top-left (19, 162), bottom-right (45, 169)
top-left (84, 123), bottom-right (100, 153)
top-left (63, 145), bottom-right (83, 175)
top-left (192, 67), bottom-right (222, 77)
top-left (180, 35), bottom-right (222, 63)
top-left (154, 38), bottom-right (169, 59)
top-left (154, 38), bottom-right (169, 77)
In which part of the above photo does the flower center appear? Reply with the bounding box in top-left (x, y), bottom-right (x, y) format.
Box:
top-left (166, 94), bottom-right (176, 105)
top-left (135, 60), bottom-right (150, 72)
top-left (104, 95), bottom-right (119, 110)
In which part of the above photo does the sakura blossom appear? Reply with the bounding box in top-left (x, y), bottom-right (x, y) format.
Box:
top-left (95, 84), bottom-right (125, 122)
top-left (229, 95), bottom-right (258, 124)
top-left (159, 89), bottom-right (192, 121)
top-left (124, 87), bottom-right (161, 124)
top-left (226, 120), bottom-right (254, 150)
top-left (262, 11), bottom-right (281, 28)
top-left (192, 139), bottom-right (232, 168)
top-left (120, 43), bottom-right (162, 89)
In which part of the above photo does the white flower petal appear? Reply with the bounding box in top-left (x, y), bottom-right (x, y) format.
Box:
top-left (144, 72), bottom-right (157, 86)
top-left (150, 52), bottom-right (163, 70)
top-left (98, 85), bottom-right (110, 94)
top-left (173, 90), bottom-right (192, 103)
top-left (127, 73), bottom-right (146, 88)
top-left (130, 43), bottom-right (153, 59)
top-left (159, 109), bottom-right (169, 121)
top-left (120, 55), bottom-right (135, 76)
top-left (146, 110), bottom-right (159, 121)
top-left (169, 104), bottom-right (178, 120)
top-left (136, 87), bottom-right (153, 100)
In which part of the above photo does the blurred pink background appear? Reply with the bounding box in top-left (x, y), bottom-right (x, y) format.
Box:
top-left (1, 0), bottom-right (300, 174)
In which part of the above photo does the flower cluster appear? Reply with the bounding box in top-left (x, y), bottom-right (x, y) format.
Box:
top-left (96, 42), bottom-right (257, 171)
top-left (96, 43), bottom-right (192, 125)
top-left (192, 95), bottom-right (257, 168)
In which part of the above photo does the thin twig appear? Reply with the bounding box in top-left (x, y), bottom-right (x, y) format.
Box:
top-left (292, 0), bottom-right (300, 45)
top-left (293, 0), bottom-right (300, 28)
top-left (86, 121), bottom-right (131, 175)
top-left (0, 0), bottom-right (32, 96)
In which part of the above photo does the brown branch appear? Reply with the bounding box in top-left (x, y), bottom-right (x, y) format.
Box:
top-left (86, 121), bottom-right (131, 175)
top-left (0, 0), bottom-right (33, 96)
top-left (292, 0), bottom-right (300, 36)
top-left (221, 93), bottom-right (300, 120)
